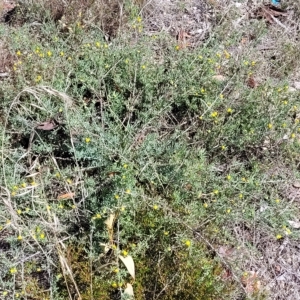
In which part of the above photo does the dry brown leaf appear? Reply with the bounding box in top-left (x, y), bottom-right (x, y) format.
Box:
top-left (241, 271), bottom-right (261, 294)
top-left (177, 29), bottom-right (191, 50)
top-left (57, 192), bottom-right (75, 200)
top-left (246, 76), bottom-right (257, 88)
top-left (119, 255), bottom-right (135, 279)
top-left (105, 213), bottom-right (116, 244)
top-left (36, 120), bottom-right (58, 130)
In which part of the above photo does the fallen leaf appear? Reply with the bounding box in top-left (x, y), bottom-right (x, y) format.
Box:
top-left (36, 120), bottom-right (58, 130)
top-left (119, 255), bottom-right (135, 279)
top-left (247, 76), bottom-right (257, 88)
top-left (212, 75), bottom-right (226, 82)
top-left (57, 192), bottom-right (75, 200)
top-left (288, 220), bottom-right (300, 229)
top-left (241, 271), bottom-right (261, 294)
top-left (124, 283), bottom-right (134, 298)
top-left (105, 213), bottom-right (116, 244)
top-left (292, 181), bottom-right (300, 188)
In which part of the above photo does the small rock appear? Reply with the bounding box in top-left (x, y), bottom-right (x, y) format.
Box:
top-left (293, 181), bottom-right (300, 188)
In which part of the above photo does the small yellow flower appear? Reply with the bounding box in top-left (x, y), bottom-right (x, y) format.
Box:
top-left (141, 65), bottom-right (146, 69)
top-left (210, 111), bottom-right (218, 118)
top-left (47, 51), bottom-right (52, 57)
top-left (227, 175), bottom-right (231, 180)
top-left (216, 53), bottom-right (221, 58)
top-left (203, 203), bottom-right (208, 208)
top-left (275, 198), bottom-right (280, 203)
top-left (55, 172), bottom-right (61, 178)
top-left (137, 16), bottom-right (142, 23)
top-left (47, 205), bottom-right (51, 210)
top-left (122, 250), bottom-right (128, 257)
top-left (11, 191), bottom-right (16, 196)
top-left (85, 137), bottom-right (91, 143)
top-left (184, 240), bottom-right (191, 247)
top-left (2, 291), bottom-right (8, 296)
top-left (104, 43), bottom-right (108, 48)
top-left (219, 94), bottom-right (224, 99)
top-left (227, 108), bottom-right (232, 113)
top-left (95, 42), bottom-right (101, 48)
top-left (35, 75), bottom-right (42, 83)
top-left (268, 123), bottom-right (273, 129)
top-left (25, 207), bottom-right (30, 212)
top-left (72, 205), bottom-right (76, 209)
top-left (125, 189), bottom-right (131, 194)
top-left (224, 50), bottom-right (231, 59)
top-left (17, 235), bottom-right (23, 241)
top-left (239, 193), bottom-right (243, 199)
top-left (200, 88), bottom-right (206, 94)
top-left (60, 51), bottom-right (64, 56)
top-left (282, 123), bottom-right (286, 128)
top-left (68, 56), bottom-right (72, 61)
top-left (276, 234), bottom-right (282, 240)
top-left (153, 204), bottom-right (159, 210)
top-left (16, 50), bottom-right (21, 56)
top-left (251, 61), bottom-right (256, 66)
top-left (244, 61), bottom-right (249, 66)
top-left (111, 282), bottom-right (118, 288)
top-left (96, 213), bottom-right (101, 219)
top-left (115, 194), bottom-right (120, 199)
top-left (39, 233), bottom-right (45, 239)
top-left (291, 133), bottom-right (296, 139)
top-left (10, 267), bottom-right (17, 274)
top-left (164, 231), bottom-right (169, 236)
top-left (226, 209), bottom-right (231, 213)
top-left (123, 164), bottom-right (128, 168)
top-left (221, 145), bottom-right (226, 150)
top-left (66, 178), bottom-right (72, 184)
top-left (241, 177), bottom-right (247, 182)
top-left (113, 268), bottom-right (119, 273)
top-left (175, 45), bottom-right (180, 50)
top-left (58, 204), bottom-right (64, 209)
top-left (20, 182), bottom-right (27, 188)
top-left (31, 181), bottom-right (36, 186)
top-left (17, 209), bottom-right (22, 215)
top-left (39, 53), bottom-right (45, 58)
top-left (213, 189), bottom-right (219, 195)
top-left (121, 206), bottom-right (125, 211)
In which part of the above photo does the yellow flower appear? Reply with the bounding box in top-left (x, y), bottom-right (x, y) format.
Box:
top-left (153, 204), bottom-right (159, 210)
top-left (121, 206), bottom-right (125, 211)
top-left (115, 194), bottom-right (120, 199)
top-left (16, 50), bottom-right (21, 56)
top-left (239, 193), bottom-right (243, 199)
top-left (141, 65), bottom-right (146, 69)
top-left (113, 268), bottom-right (119, 273)
top-left (291, 133), bottom-right (296, 139)
top-left (85, 137), bottom-right (91, 143)
top-left (276, 234), bottom-right (282, 240)
top-left (224, 50), bottom-right (231, 59)
top-left (25, 207), bottom-right (30, 212)
top-left (60, 51), bottom-right (64, 56)
top-left (17, 209), bottom-right (22, 215)
top-left (227, 108), bottom-right (232, 113)
top-left (17, 235), bottom-right (23, 241)
top-left (226, 209), bottom-right (231, 213)
top-left (95, 41), bottom-right (101, 48)
top-left (31, 181), bottom-right (36, 186)
top-left (123, 164), bottom-right (128, 168)
top-left (251, 61), bottom-right (256, 66)
top-left (164, 231), bottom-right (169, 236)
top-left (203, 203), bottom-right (208, 208)
top-left (219, 94), bottom-right (224, 99)
top-left (244, 61), bottom-right (249, 66)
top-left (213, 189), bottom-right (219, 195)
top-left (227, 175), bottom-right (231, 180)
top-left (137, 16), bottom-right (142, 23)
top-left (58, 204), bottom-right (64, 209)
top-left (184, 240), bottom-right (191, 247)
top-left (47, 51), bottom-right (52, 57)
top-left (268, 123), bottom-right (273, 129)
top-left (221, 145), bottom-right (226, 150)
top-left (20, 182), bottom-right (27, 188)
top-left (2, 291), bottom-right (8, 296)
top-left (125, 189), bottom-right (131, 194)
top-left (175, 45), bottom-right (180, 50)
top-left (40, 233), bottom-right (45, 239)
top-left (10, 267), bottom-right (17, 274)
top-left (210, 111), bottom-right (218, 118)
top-left (96, 213), bottom-right (101, 219)
top-left (39, 53), bottom-right (45, 58)
top-left (66, 178), bottom-right (72, 184)
top-left (122, 250), bottom-right (128, 257)
top-left (35, 75), bottom-right (42, 83)
top-left (111, 282), bottom-right (118, 288)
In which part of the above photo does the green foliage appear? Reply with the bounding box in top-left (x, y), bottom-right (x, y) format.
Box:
top-left (0, 1), bottom-right (300, 299)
